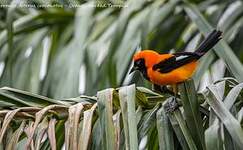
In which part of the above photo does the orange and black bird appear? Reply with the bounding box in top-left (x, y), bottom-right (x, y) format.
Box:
top-left (130, 30), bottom-right (222, 93)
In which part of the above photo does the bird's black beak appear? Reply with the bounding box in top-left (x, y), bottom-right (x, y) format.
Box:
top-left (129, 66), bottom-right (138, 74)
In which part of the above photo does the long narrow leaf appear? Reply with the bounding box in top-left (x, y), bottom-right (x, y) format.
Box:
top-left (97, 89), bottom-right (116, 150)
top-left (156, 106), bottom-right (174, 150)
top-left (178, 79), bottom-right (205, 150)
top-left (205, 85), bottom-right (243, 147)
top-left (119, 84), bottom-right (138, 150)
top-left (168, 105), bottom-right (197, 150)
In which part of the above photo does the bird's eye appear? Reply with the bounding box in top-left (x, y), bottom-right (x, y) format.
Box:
top-left (135, 59), bottom-right (145, 67)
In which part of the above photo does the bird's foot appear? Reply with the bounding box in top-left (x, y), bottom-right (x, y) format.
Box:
top-left (164, 97), bottom-right (179, 113)
top-left (153, 84), bottom-right (175, 96)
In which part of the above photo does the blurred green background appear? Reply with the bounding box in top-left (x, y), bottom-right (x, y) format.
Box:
top-left (1, 0), bottom-right (243, 99)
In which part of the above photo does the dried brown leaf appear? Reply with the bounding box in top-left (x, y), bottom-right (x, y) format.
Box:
top-left (48, 118), bottom-right (57, 150)
top-left (65, 103), bottom-right (84, 150)
top-left (6, 120), bottom-right (26, 150)
top-left (78, 103), bottom-right (97, 150)
top-left (25, 105), bottom-right (67, 149)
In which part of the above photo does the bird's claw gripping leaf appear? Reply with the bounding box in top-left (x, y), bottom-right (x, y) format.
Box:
top-left (164, 97), bottom-right (179, 113)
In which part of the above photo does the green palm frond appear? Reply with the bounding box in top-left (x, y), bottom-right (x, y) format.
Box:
top-left (0, 78), bottom-right (242, 149)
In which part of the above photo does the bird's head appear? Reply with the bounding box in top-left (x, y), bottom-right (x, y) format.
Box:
top-left (129, 50), bottom-right (159, 74)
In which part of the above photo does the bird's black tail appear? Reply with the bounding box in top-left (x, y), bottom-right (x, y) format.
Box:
top-left (195, 30), bottom-right (222, 54)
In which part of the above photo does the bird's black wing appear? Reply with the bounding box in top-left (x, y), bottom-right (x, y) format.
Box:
top-left (152, 52), bottom-right (200, 73)
top-left (153, 30), bottom-right (222, 73)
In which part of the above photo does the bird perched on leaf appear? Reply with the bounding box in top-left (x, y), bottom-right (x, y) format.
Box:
top-left (130, 30), bottom-right (222, 94)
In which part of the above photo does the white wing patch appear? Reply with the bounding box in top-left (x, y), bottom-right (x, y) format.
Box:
top-left (175, 55), bottom-right (188, 61)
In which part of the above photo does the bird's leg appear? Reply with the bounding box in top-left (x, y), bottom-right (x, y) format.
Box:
top-left (152, 84), bottom-right (176, 96)
top-left (172, 84), bottom-right (178, 96)
top-left (164, 84), bottom-right (179, 113)
top-left (161, 86), bottom-right (176, 96)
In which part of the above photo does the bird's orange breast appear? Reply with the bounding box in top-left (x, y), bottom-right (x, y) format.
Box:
top-left (147, 61), bottom-right (198, 85)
